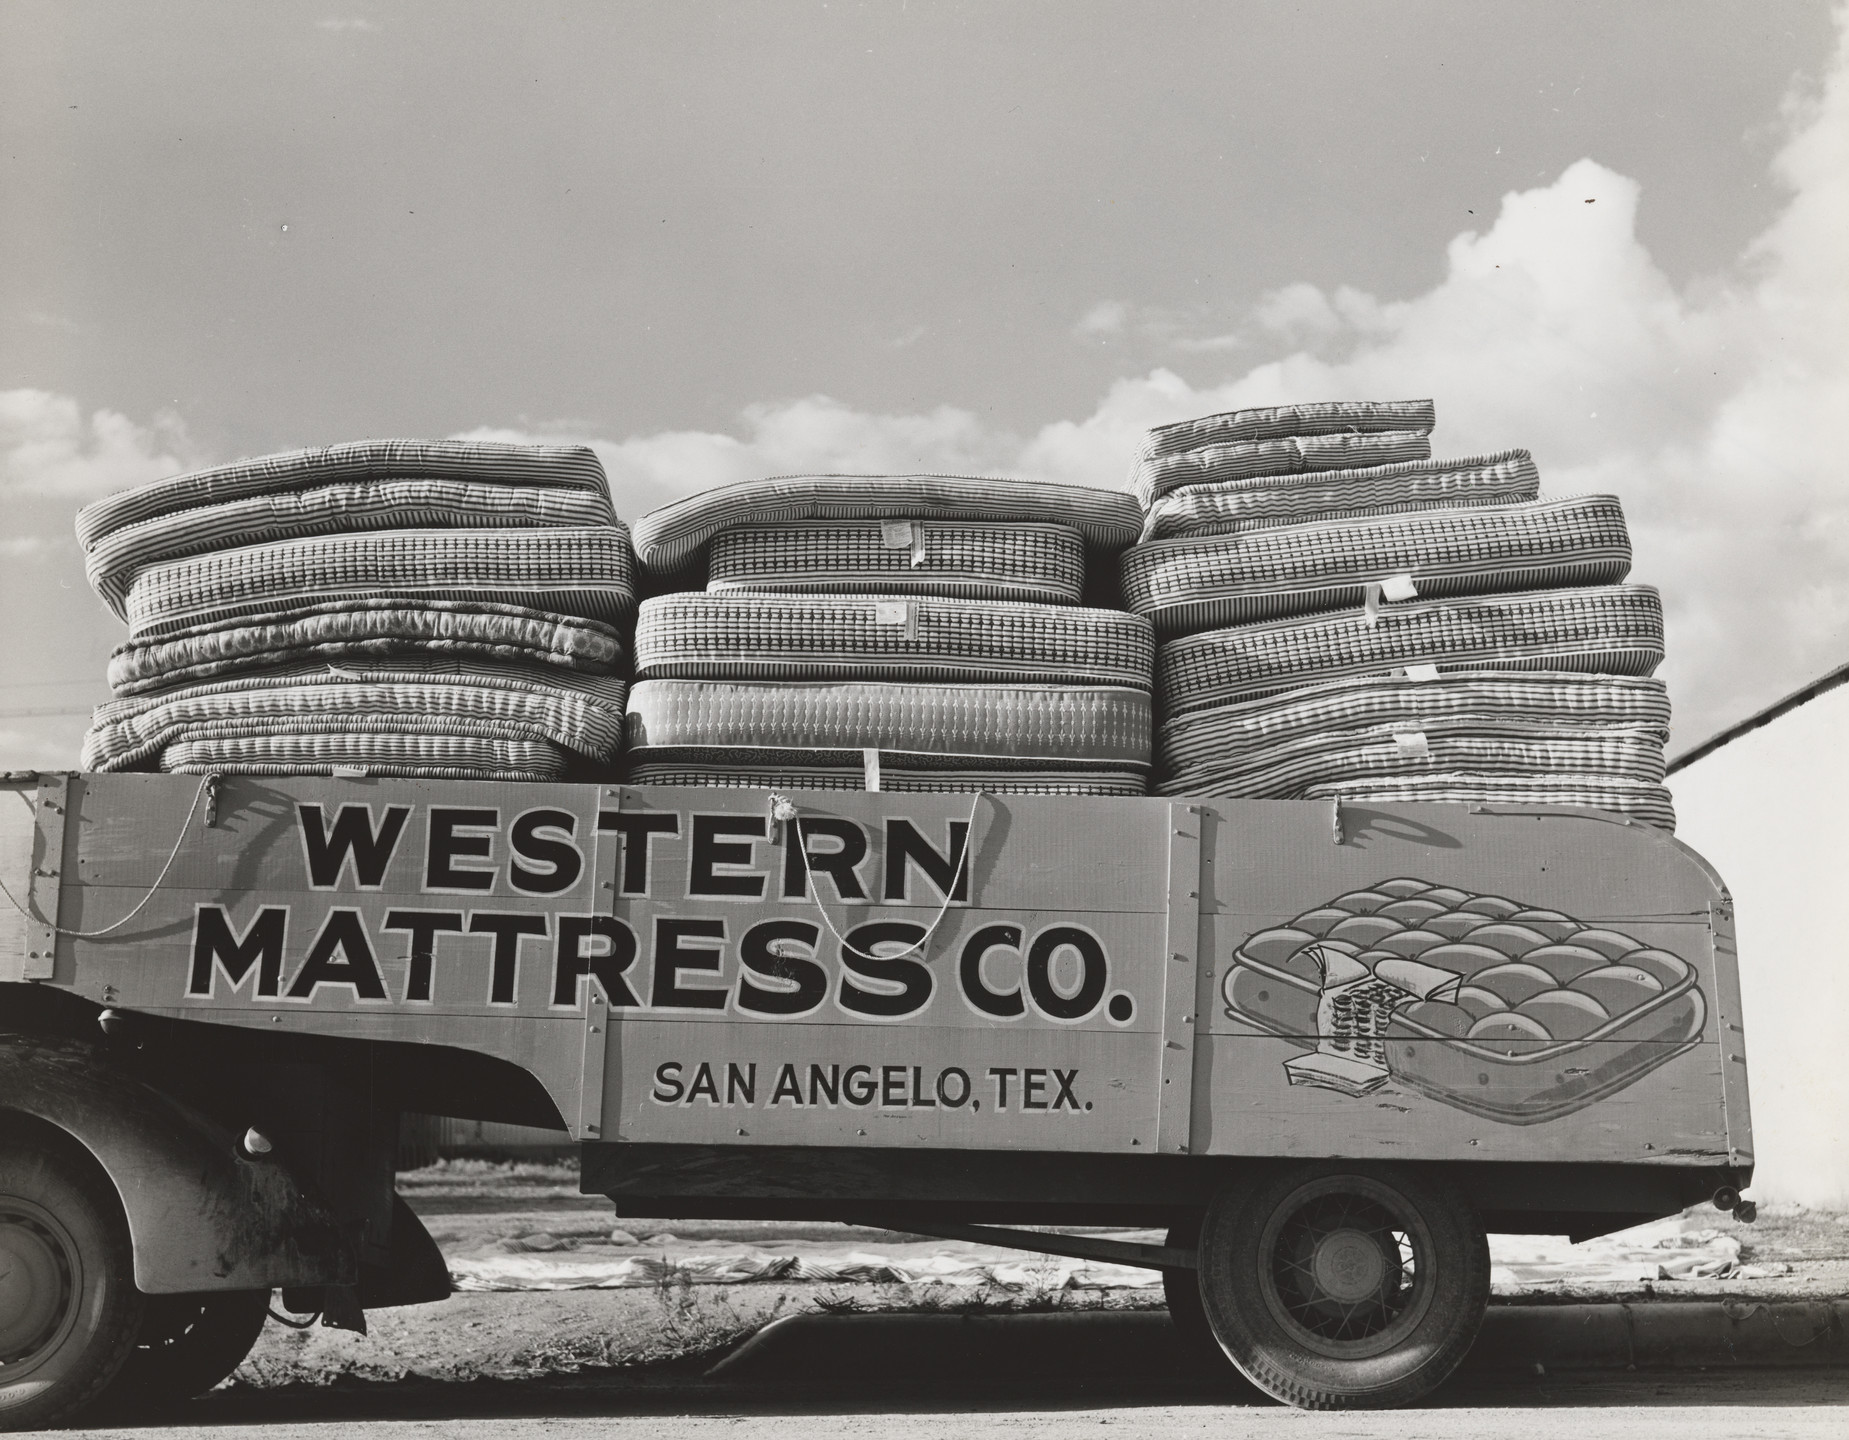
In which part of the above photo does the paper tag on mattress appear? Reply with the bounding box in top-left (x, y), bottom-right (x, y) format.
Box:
top-left (1403, 663), bottom-right (1440, 682)
top-left (875, 600), bottom-right (909, 625)
top-left (1392, 729), bottom-right (1431, 760)
top-left (880, 520), bottom-right (915, 549)
top-left (330, 764), bottom-right (369, 778)
top-left (1379, 573), bottom-right (1419, 602)
top-left (862, 748), bottom-right (883, 793)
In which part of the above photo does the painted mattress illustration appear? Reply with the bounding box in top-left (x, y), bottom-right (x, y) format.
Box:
top-left (1221, 877), bottom-right (1706, 1124)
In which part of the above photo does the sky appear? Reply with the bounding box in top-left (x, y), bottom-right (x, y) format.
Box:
top-left (2, 0), bottom-right (1846, 768)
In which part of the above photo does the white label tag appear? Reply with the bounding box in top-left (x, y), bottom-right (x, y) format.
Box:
top-left (1403, 663), bottom-right (1440, 682)
top-left (874, 600), bottom-right (909, 626)
top-left (880, 520), bottom-right (914, 549)
top-left (330, 764), bottom-right (369, 778)
top-left (1392, 730), bottom-right (1431, 760)
top-left (1380, 573), bottom-right (1419, 603)
top-left (862, 748), bottom-right (882, 793)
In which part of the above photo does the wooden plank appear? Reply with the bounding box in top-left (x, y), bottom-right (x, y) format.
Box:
top-left (1156, 801), bottom-right (1201, 1155)
top-left (1709, 898), bottom-right (1753, 1170)
top-left (25, 774), bottom-right (69, 980)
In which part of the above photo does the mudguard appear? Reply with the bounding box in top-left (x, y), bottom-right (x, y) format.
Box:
top-left (0, 1033), bottom-right (354, 1294)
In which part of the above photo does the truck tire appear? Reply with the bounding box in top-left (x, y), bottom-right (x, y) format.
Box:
top-left (106, 1289), bottom-right (270, 1409)
top-left (1161, 1219), bottom-right (1227, 1375)
top-left (0, 1137), bottom-right (145, 1432)
top-left (1197, 1164), bottom-right (1487, 1410)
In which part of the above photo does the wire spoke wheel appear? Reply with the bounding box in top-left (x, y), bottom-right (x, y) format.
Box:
top-left (1198, 1164), bottom-right (1488, 1410)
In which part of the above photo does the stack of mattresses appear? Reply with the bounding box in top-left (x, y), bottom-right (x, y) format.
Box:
top-left (75, 441), bottom-right (635, 780)
top-left (626, 475), bottom-right (1153, 794)
top-left (1122, 401), bottom-right (1675, 827)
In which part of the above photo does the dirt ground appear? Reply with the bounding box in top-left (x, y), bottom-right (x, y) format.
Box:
top-left (227, 1159), bottom-right (1849, 1391)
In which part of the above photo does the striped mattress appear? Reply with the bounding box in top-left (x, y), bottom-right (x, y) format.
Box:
top-left (627, 679), bottom-right (1150, 762)
top-left (624, 756), bottom-right (1147, 797)
top-left (634, 594), bottom-right (1155, 689)
top-left (1158, 585), bottom-right (1665, 714)
top-left (161, 733), bottom-right (571, 781)
top-left (76, 439), bottom-right (610, 548)
top-left (1132, 431), bottom-right (1432, 510)
top-left (1122, 495), bottom-right (1631, 638)
top-left (107, 600), bottom-right (625, 696)
top-left (706, 522), bottom-right (1085, 603)
top-left (1139, 450), bottom-right (1540, 543)
top-left (630, 474), bottom-right (1141, 573)
top-left (1302, 773), bottom-right (1676, 831)
top-left (83, 478), bottom-right (618, 620)
top-left (1135, 400), bottom-right (1434, 466)
top-left (83, 660), bottom-right (627, 771)
top-left (123, 527), bottom-right (637, 639)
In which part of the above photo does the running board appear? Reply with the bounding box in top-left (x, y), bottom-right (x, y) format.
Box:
top-left (848, 1216), bottom-right (1197, 1271)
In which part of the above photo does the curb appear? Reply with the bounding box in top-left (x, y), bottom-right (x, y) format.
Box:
top-left (708, 1302), bottom-right (1849, 1382)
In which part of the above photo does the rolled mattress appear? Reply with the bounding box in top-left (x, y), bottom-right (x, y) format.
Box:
top-left (1139, 450), bottom-right (1540, 543)
top-left (1123, 496), bottom-right (1632, 638)
top-left (83, 659), bottom-right (627, 771)
top-left (634, 593), bottom-right (1155, 689)
top-left (1159, 585), bottom-right (1665, 714)
top-left (630, 473), bottom-right (1141, 573)
top-left (160, 732), bottom-right (571, 781)
top-left (1132, 430), bottom-right (1433, 510)
top-left (1135, 399), bottom-right (1434, 465)
top-left (1302, 773), bottom-right (1677, 831)
top-left (123, 527), bottom-right (637, 639)
top-left (107, 599), bottom-right (625, 696)
top-left (706, 522), bottom-right (1085, 603)
top-left (1159, 671), bottom-right (1669, 794)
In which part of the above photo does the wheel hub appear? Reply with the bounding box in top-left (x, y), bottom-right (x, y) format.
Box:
top-left (0, 1210), bottom-right (75, 1366)
top-left (1309, 1227), bottom-right (1388, 1304)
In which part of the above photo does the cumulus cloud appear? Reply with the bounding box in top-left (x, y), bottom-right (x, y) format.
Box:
top-left (0, 389), bottom-right (197, 499)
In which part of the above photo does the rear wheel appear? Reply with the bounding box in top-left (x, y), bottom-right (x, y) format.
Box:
top-left (106, 1289), bottom-right (270, 1408)
top-left (1197, 1164), bottom-right (1487, 1410)
top-left (0, 1138), bottom-right (145, 1431)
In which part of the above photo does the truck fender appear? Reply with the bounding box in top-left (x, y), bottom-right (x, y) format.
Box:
top-left (0, 1033), bottom-right (354, 1294)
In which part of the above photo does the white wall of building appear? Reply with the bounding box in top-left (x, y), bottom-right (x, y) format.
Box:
top-left (1671, 681), bottom-right (1849, 1207)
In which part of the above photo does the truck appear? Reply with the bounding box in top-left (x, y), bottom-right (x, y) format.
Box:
top-left (0, 768), bottom-right (1752, 1424)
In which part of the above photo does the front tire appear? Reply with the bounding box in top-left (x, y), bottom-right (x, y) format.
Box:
top-left (0, 1137), bottom-right (145, 1431)
top-left (1197, 1164), bottom-right (1487, 1410)
top-left (106, 1289), bottom-right (270, 1409)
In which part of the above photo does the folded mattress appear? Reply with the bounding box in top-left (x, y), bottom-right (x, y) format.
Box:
top-left (624, 755), bottom-right (1147, 797)
top-left (1159, 586), bottom-right (1665, 714)
top-left (160, 732), bottom-right (571, 781)
top-left (1132, 430), bottom-right (1432, 510)
top-left (123, 527), bottom-right (637, 639)
top-left (630, 474), bottom-right (1141, 573)
top-left (1124, 496), bottom-right (1631, 638)
top-left (1135, 399), bottom-right (1434, 466)
top-left (76, 439), bottom-right (610, 549)
top-left (705, 522), bottom-right (1085, 604)
top-left (83, 659), bottom-right (626, 771)
top-left (84, 478), bottom-right (619, 620)
top-left (1159, 672), bottom-right (1670, 793)
top-left (107, 599), bottom-right (625, 696)
top-left (627, 679), bottom-right (1150, 762)
top-left (1302, 773), bottom-right (1677, 831)
top-left (1139, 450), bottom-right (1539, 543)
top-left (634, 594), bottom-right (1155, 689)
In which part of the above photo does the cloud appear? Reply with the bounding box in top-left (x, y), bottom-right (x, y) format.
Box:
top-left (315, 17), bottom-right (378, 33)
top-left (1073, 301), bottom-right (1130, 339)
top-left (0, 537), bottom-right (49, 558)
top-left (0, 389), bottom-right (197, 499)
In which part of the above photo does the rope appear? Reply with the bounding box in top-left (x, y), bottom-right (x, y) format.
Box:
top-left (0, 774), bottom-right (216, 939)
top-left (781, 789), bottom-right (984, 962)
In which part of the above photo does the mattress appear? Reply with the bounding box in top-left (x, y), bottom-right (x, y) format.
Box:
top-left (123, 527), bottom-right (637, 639)
top-left (634, 594), bottom-right (1155, 689)
top-left (1302, 774), bottom-right (1677, 831)
top-left (706, 522), bottom-right (1085, 604)
top-left (83, 660), bottom-right (627, 771)
top-left (1158, 586), bottom-right (1665, 714)
top-left (76, 439), bottom-right (610, 548)
top-left (160, 732), bottom-right (571, 781)
top-left (627, 679), bottom-right (1150, 762)
top-left (1135, 400), bottom-right (1434, 466)
top-left (1159, 672), bottom-right (1670, 793)
top-left (1123, 496), bottom-right (1632, 638)
top-left (624, 755), bottom-right (1147, 796)
top-left (107, 599), bottom-right (625, 696)
top-left (1132, 431), bottom-right (1432, 510)
top-left (1221, 876), bottom-right (1701, 1121)
top-left (1139, 450), bottom-right (1540, 543)
top-left (84, 479), bottom-right (619, 620)
top-left (630, 474), bottom-right (1141, 573)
